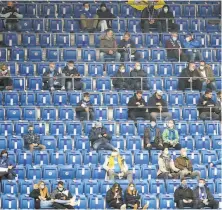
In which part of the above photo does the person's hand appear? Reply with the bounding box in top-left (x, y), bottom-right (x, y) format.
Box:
top-left (8, 165), bottom-right (13, 170)
top-left (119, 172), bottom-right (124, 177)
top-left (188, 199), bottom-right (193, 203)
top-left (34, 143), bottom-right (38, 146)
top-left (98, 134), bottom-right (102, 138)
top-left (147, 144), bottom-right (151, 148)
top-left (85, 107), bottom-right (89, 112)
top-left (156, 102), bottom-right (161, 106)
top-left (136, 102), bottom-right (140, 106)
top-left (109, 50), bottom-right (114, 55)
top-left (103, 133), bottom-right (107, 137)
top-left (210, 163), bottom-right (214, 167)
top-left (188, 78), bottom-right (192, 82)
top-left (183, 199), bottom-right (188, 203)
top-left (41, 197), bottom-right (46, 201)
top-left (203, 101), bottom-right (207, 105)
top-left (203, 199), bottom-right (209, 205)
top-left (158, 106), bottom-right (162, 112)
top-left (149, 20), bottom-right (155, 24)
top-left (206, 80), bottom-right (210, 84)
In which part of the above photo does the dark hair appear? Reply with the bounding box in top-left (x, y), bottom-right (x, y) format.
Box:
top-left (136, 90), bottom-right (143, 95)
top-left (111, 183), bottom-right (122, 193)
top-left (58, 181), bottom-right (64, 186)
top-left (83, 2), bottom-right (89, 6)
top-left (106, 29), bottom-right (113, 34)
top-left (205, 89), bottom-right (212, 94)
top-left (68, 61), bottom-right (74, 64)
top-left (199, 178), bottom-right (205, 182)
top-left (199, 60), bottom-right (205, 64)
top-left (83, 92), bottom-right (89, 97)
top-left (28, 124), bottom-right (34, 129)
top-left (0, 150), bottom-right (8, 157)
top-left (124, 32), bottom-right (131, 37)
top-left (181, 178), bottom-right (186, 182)
top-left (189, 61), bottom-right (195, 65)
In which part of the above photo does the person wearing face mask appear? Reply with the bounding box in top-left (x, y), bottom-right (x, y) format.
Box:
top-left (174, 148), bottom-right (200, 180)
top-left (130, 62), bottom-right (148, 90)
top-left (157, 148), bottom-right (180, 179)
top-left (106, 183), bottom-right (126, 210)
top-left (182, 34), bottom-right (203, 62)
top-left (30, 181), bottom-right (53, 209)
top-left (174, 178), bottom-right (195, 209)
top-left (214, 91), bottom-right (222, 120)
top-left (197, 61), bottom-right (217, 91)
top-left (162, 120), bottom-right (181, 150)
top-left (178, 62), bottom-right (202, 91)
top-left (96, 3), bottom-right (116, 32)
top-left (100, 29), bottom-right (121, 62)
top-left (193, 179), bottom-right (219, 209)
top-left (62, 61), bottom-right (83, 90)
top-left (0, 1), bottom-right (23, 31)
top-left (23, 124), bottom-right (46, 152)
top-left (43, 62), bottom-right (66, 91)
top-left (76, 92), bottom-right (94, 121)
top-left (89, 121), bottom-right (116, 151)
top-left (112, 65), bottom-right (131, 90)
top-left (0, 64), bottom-right (12, 90)
top-left (0, 150), bottom-right (15, 180)
top-left (165, 32), bottom-right (188, 61)
top-left (144, 119), bottom-right (163, 150)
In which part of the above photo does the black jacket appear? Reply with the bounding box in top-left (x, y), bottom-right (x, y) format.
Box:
top-left (76, 99), bottom-right (93, 113)
top-left (43, 69), bottom-right (63, 83)
top-left (97, 6), bottom-right (115, 28)
top-left (124, 190), bottom-right (140, 205)
top-left (158, 5), bottom-right (174, 25)
top-left (89, 127), bottom-right (112, 145)
top-left (193, 186), bottom-right (214, 201)
top-left (118, 39), bottom-right (136, 54)
top-left (197, 95), bottom-right (216, 114)
top-left (174, 186), bottom-right (194, 205)
top-left (179, 67), bottom-right (201, 82)
top-left (141, 6), bottom-right (159, 29)
top-left (62, 66), bottom-right (81, 82)
top-left (144, 126), bottom-right (163, 145)
top-left (106, 188), bottom-right (124, 206)
top-left (128, 94), bottom-right (147, 113)
top-left (30, 189), bottom-right (51, 200)
top-left (148, 93), bottom-right (168, 113)
top-left (1, 6), bottom-right (19, 23)
top-left (112, 70), bottom-right (131, 89)
top-left (130, 69), bottom-right (148, 88)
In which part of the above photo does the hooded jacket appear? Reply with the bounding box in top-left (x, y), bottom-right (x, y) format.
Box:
top-left (100, 34), bottom-right (117, 54)
top-left (197, 64), bottom-right (215, 82)
top-left (174, 185), bottom-right (194, 204)
top-left (62, 66), bottom-right (81, 82)
top-left (158, 5), bottom-right (174, 24)
top-left (162, 127), bottom-right (179, 144)
top-left (112, 70), bottom-right (131, 89)
top-left (182, 38), bottom-right (201, 52)
top-left (147, 93), bottom-right (168, 113)
top-left (130, 69), bottom-right (148, 88)
top-left (174, 155), bottom-right (193, 172)
top-left (89, 127), bottom-right (112, 145)
top-left (141, 5), bottom-right (159, 28)
top-left (127, 94), bottom-right (147, 113)
top-left (144, 125), bottom-right (163, 145)
top-left (197, 94), bottom-right (216, 114)
top-left (193, 186), bottom-right (215, 201)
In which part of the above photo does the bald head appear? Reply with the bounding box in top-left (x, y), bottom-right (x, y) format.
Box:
top-left (180, 148), bottom-right (187, 157)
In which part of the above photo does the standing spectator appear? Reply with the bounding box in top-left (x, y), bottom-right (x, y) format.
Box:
top-left (197, 61), bottom-right (217, 91)
top-left (62, 61), bottom-right (83, 90)
top-left (144, 119), bottom-right (163, 150)
top-left (80, 2), bottom-right (98, 32)
top-left (178, 62), bottom-right (202, 91)
top-left (118, 32), bottom-right (141, 62)
top-left (127, 90), bottom-right (150, 121)
top-left (29, 181), bottom-right (53, 209)
top-left (112, 65), bottom-right (131, 90)
top-left (174, 178), bottom-right (195, 209)
top-left (215, 91), bottom-right (222, 120)
top-left (162, 120), bottom-right (181, 150)
top-left (96, 3), bottom-right (116, 32)
top-left (76, 92), bottom-right (94, 121)
top-left (193, 179), bottom-right (219, 209)
top-left (141, 4), bottom-right (161, 33)
top-left (0, 150), bottom-right (15, 180)
top-left (23, 124), bottom-right (46, 152)
top-left (100, 29), bottom-right (121, 62)
top-left (43, 63), bottom-right (65, 91)
top-left (210, 158), bottom-right (222, 167)
top-left (0, 1), bottom-right (23, 31)
top-left (165, 32), bottom-right (187, 61)
top-left (182, 34), bottom-right (203, 62)
top-left (148, 90), bottom-right (172, 121)
top-left (103, 151), bottom-right (133, 182)
top-left (157, 148), bottom-right (180, 179)
top-left (0, 64), bottom-right (12, 90)
top-left (197, 90), bottom-right (219, 120)
top-left (174, 148), bottom-right (200, 180)
top-left (130, 62), bottom-right (148, 90)
top-left (106, 183), bottom-right (127, 210)
top-left (89, 122), bottom-right (116, 151)
top-left (158, 5), bottom-right (178, 32)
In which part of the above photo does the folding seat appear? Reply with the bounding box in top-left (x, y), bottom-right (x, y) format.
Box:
top-left (127, 165), bottom-right (141, 180)
top-left (136, 49), bottom-right (149, 60)
top-left (103, 92), bottom-right (119, 106)
top-left (214, 49), bottom-right (221, 62)
top-left (144, 33), bottom-right (159, 48)
top-left (158, 63), bottom-right (173, 76)
top-left (41, 135), bottom-right (57, 150)
top-left (82, 49), bottom-right (97, 62)
top-left (102, 121), bottom-right (116, 135)
top-left (100, 180), bottom-right (114, 195)
top-left (150, 150), bottom-right (161, 165)
top-left (68, 180), bottom-right (84, 195)
top-left (121, 151), bottom-right (134, 166)
top-left (19, 19), bottom-right (33, 32)
top-left (159, 194), bottom-right (175, 209)
top-left (62, 49), bottom-right (77, 61)
top-left (113, 107), bottom-right (128, 121)
top-left (50, 151), bottom-right (66, 165)
top-left (26, 3), bottom-right (37, 17)
top-left (210, 63), bottom-right (221, 76)
top-left (168, 92), bottom-right (184, 106)
top-left (3, 33), bottom-right (18, 46)
top-left (99, 151), bottom-right (112, 165)
top-left (75, 165), bottom-right (91, 179)
top-left (119, 121), bottom-right (135, 136)
top-left (168, 107), bottom-right (180, 120)
top-left (186, 179), bottom-right (198, 190)
top-left (202, 49), bottom-right (213, 62)
top-left (75, 136), bottom-right (90, 151)
top-left (57, 165), bottom-right (75, 180)
top-left (82, 77), bottom-right (93, 91)
top-left (119, 91), bottom-right (134, 105)
top-left (68, 91), bottom-right (81, 106)
top-left (137, 121), bottom-right (151, 136)
top-left (46, 49), bottom-right (59, 62)
top-left (39, 33), bottom-right (53, 48)
top-left (88, 63), bottom-right (103, 76)
top-left (6, 107), bottom-right (21, 121)
top-left (26, 165), bottom-right (42, 180)
top-left (215, 78), bottom-right (222, 90)
top-left (15, 121), bottom-right (29, 135)
top-left (212, 136), bottom-right (222, 150)
top-left (19, 63), bottom-right (34, 76)
top-left (190, 19), bottom-right (205, 32)
top-left (115, 34), bottom-right (124, 45)
top-left (42, 165), bottom-right (58, 180)
top-left (89, 92), bottom-right (102, 105)
top-left (215, 179), bottom-right (222, 193)
top-left (169, 4), bottom-right (181, 17)
top-left (0, 137), bottom-right (7, 150)
top-left (22, 107), bottom-right (36, 121)
top-left (186, 150), bottom-right (200, 165)
top-left (27, 48), bottom-right (42, 62)
top-left (141, 195), bottom-right (157, 209)
top-left (194, 33), bottom-right (206, 48)
top-left (175, 19), bottom-right (189, 32)
top-left (193, 165), bottom-right (207, 178)
top-left (52, 91), bottom-right (67, 106)
top-left (91, 165), bottom-right (106, 179)
top-left (88, 195), bottom-right (105, 209)
top-left (209, 165), bottom-right (222, 179)
top-left (19, 194), bottom-right (35, 209)
top-left (141, 165), bottom-right (157, 179)
top-left (41, 107), bottom-right (56, 121)
top-left (173, 62), bottom-right (187, 76)
top-left (183, 5), bottom-right (196, 17)
top-left (134, 150), bottom-right (149, 165)
top-left (149, 179), bottom-right (166, 194)
top-left (6, 62), bottom-right (16, 76)
top-left (19, 180), bottom-right (34, 194)
top-left (128, 19), bottom-right (142, 33)
top-left (120, 4), bottom-right (134, 17)
top-left (1, 195), bottom-right (18, 209)
top-left (164, 78), bottom-right (178, 91)
top-left (185, 91), bottom-right (200, 106)
top-left (202, 150), bottom-right (217, 164)
top-left (205, 121), bottom-right (221, 136)
top-left (4, 91), bottom-right (19, 106)
top-left (94, 107), bottom-right (108, 120)
top-left (110, 136), bottom-right (124, 150)
top-left (2, 180), bottom-right (18, 194)
top-left (166, 180), bottom-right (180, 194)
top-left (84, 180), bottom-right (99, 195)
top-left (66, 150), bottom-right (82, 165)
top-left (49, 19), bottom-right (63, 32)
top-left (58, 107), bottom-right (74, 121)
top-left (58, 3), bottom-right (73, 18)
top-left (75, 34), bottom-right (90, 48)
top-left (83, 151), bottom-right (99, 165)
top-left (83, 121), bottom-right (95, 135)
top-left (209, 33), bottom-right (221, 48)
top-left (126, 136), bottom-right (142, 150)
top-left (15, 3), bottom-right (26, 14)
top-left (142, 63), bottom-right (156, 76)
top-left (11, 48), bottom-right (25, 61)
top-left (0, 122), bottom-right (13, 136)
top-left (0, 48), bottom-right (7, 62)
top-left (57, 136), bottom-right (73, 151)
top-left (182, 107), bottom-right (197, 120)
top-left (56, 33), bottom-right (70, 48)
top-left (64, 19), bottom-right (80, 32)
top-left (130, 33), bottom-right (144, 48)
top-left (66, 121), bottom-right (82, 136)
top-left (27, 77), bottom-right (42, 91)
top-left (49, 121), bottom-right (65, 135)
top-left (180, 136), bottom-right (194, 150)
top-left (33, 151), bottom-right (49, 165)
top-left (198, 5), bottom-right (213, 17)
top-left (36, 91), bottom-right (51, 106)
top-left (17, 151), bottom-right (32, 165)
top-left (151, 49), bottom-right (166, 62)
top-left (149, 78), bottom-right (163, 90)
top-left (33, 19), bottom-right (45, 32)
top-left (40, 4), bottom-right (56, 17)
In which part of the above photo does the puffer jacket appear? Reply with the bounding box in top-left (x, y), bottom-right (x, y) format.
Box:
top-left (89, 127), bottom-right (112, 145)
top-left (100, 34), bottom-right (117, 54)
top-left (174, 155), bottom-right (193, 172)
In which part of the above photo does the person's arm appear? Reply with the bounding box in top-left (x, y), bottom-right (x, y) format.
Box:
top-left (23, 135), bottom-right (32, 146)
top-left (158, 157), bottom-right (168, 173)
top-left (89, 129), bottom-right (98, 142)
top-left (144, 127), bottom-right (151, 146)
top-left (67, 191), bottom-right (73, 199)
top-left (190, 40), bottom-right (201, 48)
top-left (14, 12), bottom-right (23, 18)
top-left (174, 157), bottom-right (184, 170)
top-left (122, 162), bottom-right (128, 173)
top-left (127, 97), bottom-right (136, 108)
top-left (102, 128), bottom-right (112, 140)
top-left (206, 188), bottom-right (214, 201)
top-left (100, 39), bottom-right (109, 54)
top-left (188, 159), bottom-right (193, 172)
top-left (106, 190), bottom-right (115, 204)
top-left (75, 101), bottom-right (85, 112)
top-left (207, 66), bottom-right (215, 82)
top-left (118, 40), bottom-right (125, 53)
top-left (174, 188), bottom-right (180, 203)
top-left (162, 129), bottom-right (169, 143)
top-left (0, 8), bottom-right (11, 18)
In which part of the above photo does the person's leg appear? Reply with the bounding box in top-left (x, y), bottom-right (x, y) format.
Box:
top-left (92, 139), bottom-right (101, 150)
top-left (89, 111), bottom-right (95, 121)
top-left (6, 23), bottom-right (13, 31)
top-left (199, 112), bottom-right (210, 120)
top-left (161, 112), bottom-right (172, 121)
top-left (79, 112), bottom-right (88, 121)
top-left (193, 199), bottom-right (204, 209)
top-left (157, 172), bottom-right (169, 179)
top-left (180, 52), bottom-right (188, 62)
top-left (38, 144), bottom-right (46, 150)
top-left (196, 50), bottom-right (203, 61)
top-left (190, 171), bottom-right (200, 180)
top-left (15, 22), bottom-right (21, 32)
top-left (129, 111), bottom-right (137, 121)
top-left (174, 143), bottom-right (181, 150)
top-left (123, 52), bottom-right (129, 61)
top-left (202, 81), bottom-right (207, 91)
top-left (194, 79), bottom-right (203, 91)
top-left (152, 142), bottom-right (163, 150)
top-left (150, 112), bottom-right (159, 121)
top-left (97, 142), bottom-right (116, 151)
top-left (48, 77), bottom-right (54, 89)
top-left (100, 52), bottom-right (105, 62)
top-left (80, 14), bottom-right (87, 30)
top-left (125, 170), bottom-right (133, 183)
top-left (29, 144), bottom-right (34, 152)
top-left (66, 81), bottom-right (72, 90)
top-left (115, 52), bottom-right (121, 62)
top-left (64, 204), bottom-right (74, 209)
top-left (207, 200), bottom-right (219, 209)
top-left (144, 21), bottom-right (150, 33)
top-left (53, 203), bottom-right (67, 209)
top-left (108, 170), bottom-right (117, 180)
top-left (177, 200), bottom-right (184, 209)
top-left (207, 81), bottom-right (217, 91)
top-left (212, 112), bottom-right (220, 120)
top-left (93, 14), bottom-right (99, 29)
top-left (179, 169), bottom-right (189, 180)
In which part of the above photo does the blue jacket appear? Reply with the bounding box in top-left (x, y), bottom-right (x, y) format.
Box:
top-left (81, 9), bottom-right (94, 18)
top-left (182, 39), bottom-right (201, 52)
top-left (0, 157), bottom-right (12, 169)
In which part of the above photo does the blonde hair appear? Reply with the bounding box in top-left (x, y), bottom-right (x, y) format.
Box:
top-left (38, 181), bottom-right (49, 198)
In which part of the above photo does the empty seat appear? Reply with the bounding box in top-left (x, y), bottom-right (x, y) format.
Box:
top-left (33, 19), bottom-right (45, 32)
top-left (170, 4), bottom-right (182, 17)
top-left (40, 4), bottom-right (56, 17)
top-left (151, 49), bottom-right (166, 62)
top-left (58, 136), bottom-right (73, 151)
top-left (19, 180), bottom-right (34, 195)
top-left (64, 19), bottom-right (80, 32)
top-left (27, 48), bottom-right (42, 62)
top-left (34, 151), bottom-right (49, 165)
top-left (63, 49), bottom-right (77, 61)
top-left (53, 92), bottom-right (67, 106)
top-left (103, 92), bottom-right (119, 106)
top-left (111, 136), bottom-right (125, 150)
top-left (202, 150), bottom-right (217, 164)
top-left (2, 195), bottom-right (18, 209)
top-left (0, 122), bottom-right (13, 136)
top-left (68, 92), bottom-right (81, 106)
top-left (126, 136), bottom-right (142, 150)
top-left (149, 78), bottom-right (163, 90)
top-left (66, 151), bottom-right (82, 165)
top-left (56, 33), bottom-right (70, 47)
top-left (41, 136), bottom-right (57, 150)
top-left (119, 121), bottom-right (135, 136)
top-left (141, 194), bottom-right (157, 209)
top-left (50, 151), bottom-right (66, 165)
top-left (164, 78), bottom-right (178, 91)
top-left (49, 19), bottom-right (63, 32)
top-left (75, 34), bottom-right (90, 48)
top-left (39, 33), bottom-right (53, 47)
top-left (208, 165), bottom-right (222, 179)
top-left (4, 33), bottom-right (18, 46)
top-left (142, 63), bottom-right (156, 75)
top-left (0, 48), bottom-right (7, 61)
top-left (189, 121), bottom-right (205, 136)
top-left (166, 179), bottom-right (181, 194)
top-left (195, 136), bottom-right (211, 150)
top-left (4, 91), bottom-right (19, 106)
top-left (94, 107), bottom-right (108, 120)
top-left (209, 33), bottom-right (221, 47)
top-left (88, 195), bottom-right (105, 209)
top-left (19, 63), bottom-right (34, 76)
top-left (75, 136), bottom-right (90, 151)
top-left (22, 107), bottom-right (36, 121)
top-left (158, 63), bottom-right (173, 76)
top-left (17, 151), bottom-right (32, 165)
top-left (183, 5), bottom-right (196, 17)
top-left (58, 4), bottom-right (73, 17)
top-left (49, 121), bottom-right (65, 135)
top-left (212, 136), bottom-right (222, 149)
top-left (41, 107), bottom-right (56, 121)
top-left (66, 121), bottom-right (82, 136)
top-left (2, 180), bottom-right (18, 194)
top-left (145, 33), bottom-right (159, 47)
top-left (26, 165), bottom-right (42, 180)
top-left (168, 92), bottom-right (184, 105)
top-left (205, 121), bottom-right (221, 136)
top-left (42, 165), bottom-right (58, 180)
top-left (149, 179), bottom-right (166, 194)
top-left (58, 107), bottom-right (74, 120)
top-left (159, 194), bottom-right (174, 209)
top-left (36, 91), bottom-right (51, 106)
top-left (11, 48), bottom-right (25, 61)
top-left (75, 165), bottom-right (91, 179)
top-left (128, 19), bottom-right (141, 33)
top-left (14, 121), bottom-right (28, 135)
top-left (182, 107), bottom-right (197, 120)
top-left (19, 194), bottom-right (35, 209)
top-left (185, 91), bottom-right (200, 105)
top-left (58, 165), bottom-right (75, 179)
top-left (6, 107), bottom-right (21, 120)
top-left (175, 19), bottom-right (189, 32)
top-left (198, 5), bottom-right (213, 17)
top-left (88, 63), bottom-right (103, 76)
top-left (113, 107), bottom-right (128, 121)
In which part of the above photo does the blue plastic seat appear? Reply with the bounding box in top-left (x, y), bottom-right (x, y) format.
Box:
top-left (53, 92), bottom-right (67, 106)
top-left (41, 107), bottom-right (56, 121)
top-left (190, 19), bottom-right (205, 32)
top-left (175, 121), bottom-right (188, 136)
top-left (198, 5), bottom-right (213, 17)
top-left (141, 63), bottom-right (156, 76)
top-left (175, 19), bottom-right (189, 32)
top-left (168, 91), bottom-right (184, 106)
top-left (126, 136), bottom-right (142, 150)
top-left (141, 194), bottom-right (157, 209)
top-left (42, 165), bottom-right (58, 180)
top-left (120, 151), bottom-right (133, 166)
top-left (75, 165), bottom-right (91, 179)
top-left (168, 107), bottom-right (180, 120)
top-left (41, 135), bottom-right (57, 150)
top-left (0, 48), bottom-right (7, 61)
top-left (102, 121), bottom-right (116, 135)
top-left (19, 19), bottom-right (33, 32)
top-left (14, 121), bottom-right (29, 135)
top-left (180, 136), bottom-right (194, 150)
top-left (27, 48), bottom-right (42, 62)
top-left (193, 165), bottom-right (207, 178)
top-left (26, 4), bottom-right (37, 17)
top-left (39, 33), bottom-right (53, 48)
top-left (185, 91), bottom-right (200, 106)
top-left (209, 33), bottom-right (221, 48)
top-left (182, 107), bottom-right (197, 120)
top-left (58, 107), bottom-right (74, 121)
top-left (19, 63), bottom-right (34, 76)
top-left (58, 4), bottom-right (73, 17)
top-left (83, 151), bottom-right (99, 165)
top-left (194, 33), bottom-right (206, 48)
top-left (103, 92), bottom-right (119, 106)
top-left (202, 49), bottom-right (213, 62)
top-left (2, 180), bottom-right (18, 194)
top-left (28, 77), bottom-right (42, 91)
top-left (159, 194), bottom-right (175, 209)
top-left (120, 4), bottom-right (134, 17)
top-left (64, 19), bottom-right (80, 32)
top-left (56, 33), bottom-right (70, 47)
top-left (91, 165), bottom-right (106, 179)
top-left (215, 179), bottom-right (222, 193)
top-left (201, 150), bottom-right (217, 164)
top-left (96, 77), bottom-right (111, 91)
top-left (183, 5), bottom-right (196, 17)
top-left (186, 150), bottom-right (200, 165)
top-left (0, 122), bottom-right (13, 136)
top-left (189, 121), bottom-right (205, 136)
top-left (205, 121), bottom-right (221, 136)
top-left (88, 195), bottom-right (105, 209)
top-left (128, 19), bottom-right (141, 33)
top-left (158, 63), bottom-right (173, 76)
top-left (166, 179), bottom-right (180, 194)
top-left (82, 49), bottom-right (97, 62)
top-left (17, 151), bottom-right (32, 165)
top-left (210, 63), bottom-right (221, 76)
top-left (22, 107), bottom-right (36, 121)
top-left (84, 180), bottom-right (100, 195)
top-left (130, 33), bottom-right (144, 47)
top-left (145, 33), bottom-right (159, 47)
top-left (209, 165), bottom-right (222, 179)
top-left (58, 165), bottom-right (75, 180)
top-left (174, 63), bottom-right (187, 76)
top-left (149, 78), bottom-right (163, 90)
top-left (88, 63), bottom-right (103, 76)
top-left (1, 195), bottom-right (18, 209)
top-left (212, 135), bottom-right (222, 149)
top-left (6, 62), bottom-right (16, 76)
top-left (89, 92), bottom-right (102, 106)
top-left (26, 165), bottom-right (42, 180)
top-left (40, 4), bottom-right (56, 17)
top-left (149, 179), bottom-right (166, 194)
top-left (111, 136), bottom-right (125, 150)
top-left (68, 180), bottom-right (84, 195)
top-left (119, 121), bottom-right (135, 136)
top-left (19, 194), bottom-right (35, 209)
top-left (94, 107), bottom-right (108, 120)
top-left (119, 91), bottom-right (134, 105)
top-left (6, 107), bottom-right (21, 121)
top-left (36, 91), bottom-right (51, 106)
top-left (58, 136), bottom-right (73, 151)
top-left (150, 150), bottom-right (161, 164)
top-left (50, 151), bottom-right (66, 165)
top-left (4, 33), bottom-right (18, 46)
top-left (66, 121), bottom-right (82, 136)
top-left (66, 151), bottom-right (82, 165)
top-left (49, 19), bottom-right (63, 32)
top-left (0, 136), bottom-right (7, 150)
top-left (100, 180), bottom-right (114, 195)
top-left (83, 121), bottom-right (94, 135)
top-left (4, 91), bottom-right (19, 106)
top-left (33, 151), bottom-right (49, 165)
top-left (11, 48), bottom-right (25, 61)
top-left (46, 49), bottom-right (59, 62)
top-left (33, 19), bottom-right (45, 32)
top-left (136, 49), bottom-right (149, 60)
top-left (164, 78), bottom-right (178, 91)
top-left (134, 150), bottom-right (149, 165)
top-left (68, 92), bottom-right (81, 106)
top-left (75, 136), bottom-right (90, 151)
top-left (75, 34), bottom-right (90, 48)
top-left (113, 107), bottom-right (128, 121)
top-left (63, 49), bottom-right (77, 61)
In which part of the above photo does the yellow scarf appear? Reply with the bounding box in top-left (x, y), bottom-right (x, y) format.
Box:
top-left (108, 155), bottom-right (124, 169)
top-left (127, 0), bottom-right (165, 11)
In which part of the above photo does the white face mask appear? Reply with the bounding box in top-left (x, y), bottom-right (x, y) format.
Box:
top-left (101, 7), bottom-right (106, 12)
top-left (136, 66), bottom-right (141, 71)
top-left (164, 8), bottom-right (168, 13)
top-left (85, 8), bottom-right (89, 11)
top-left (129, 186), bottom-right (134, 191)
top-left (151, 122), bottom-right (156, 127)
top-left (49, 68), bottom-right (54, 71)
top-left (172, 37), bottom-right (177, 41)
top-left (120, 68), bottom-right (125, 73)
top-left (68, 66), bottom-right (74, 70)
top-left (199, 66), bottom-right (204, 70)
top-left (186, 37), bottom-right (190, 42)
top-left (199, 183), bottom-right (205, 188)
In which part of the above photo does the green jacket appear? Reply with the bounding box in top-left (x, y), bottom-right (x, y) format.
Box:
top-left (162, 128), bottom-right (179, 144)
top-left (197, 64), bottom-right (215, 82)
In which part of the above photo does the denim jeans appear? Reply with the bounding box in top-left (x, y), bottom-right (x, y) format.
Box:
top-left (93, 138), bottom-right (115, 151)
top-left (40, 200), bottom-right (53, 208)
top-left (100, 52), bottom-right (121, 62)
top-left (202, 81), bottom-right (217, 91)
top-left (187, 50), bottom-right (203, 62)
top-left (6, 22), bottom-right (21, 31)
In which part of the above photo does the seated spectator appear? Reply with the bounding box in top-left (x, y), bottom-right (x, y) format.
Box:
top-left (162, 120), bottom-right (181, 150)
top-left (165, 32), bottom-right (187, 61)
top-left (118, 32), bottom-right (141, 62)
top-left (178, 62), bottom-right (202, 91)
top-left (130, 62), bottom-right (148, 90)
top-left (158, 5), bottom-right (178, 32)
top-left (197, 61), bottom-right (217, 91)
top-left (43, 62), bottom-right (65, 91)
top-left (141, 4), bottom-right (161, 33)
top-left (182, 34), bottom-right (203, 62)
top-left (128, 90), bottom-right (150, 121)
top-left (30, 181), bottom-right (53, 209)
top-left (103, 151), bottom-right (133, 182)
top-left (210, 158), bottom-right (222, 167)
top-left (0, 64), bottom-right (12, 90)
top-left (106, 183), bottom-right (127, 210)
top-left (89, 122), bottom-right (116, 151)
top-left (157, 148), bottom-right (180, 179)
top-left (96, 3), bottom-right (116, 32)
top-left (0, 1), bottom-right (23, 31)
top-left (0, 150), bottom-right (15, 180)
top-left (193, 179), bottom-right (219, 209)
top-left (197, 90), bottom-right (219, 120)
top-left (23, 124), bottom-right (46, 152)
top-left (62, 61), bottom-right (83, 90)
top-left (148, 90), bottom-right (172, 121)
top-left (144, 119), bottom-right (163, 150)
top-left (112, 65), bottom-right (131, 90)
top-left (174, 178), bottom-right (195, 209)
top-left (100, 29), bottom-right (121, 62)
top-left (80, 2), bottom-right (98, 32)
top-left (174, 148), bottom-right (200, 180)
top-left (51, 181), bottom-right (75, 209)
top-left (215, 91), bottom-right (222, 120)
top-left (76, 92), bottom-right (94, 121)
